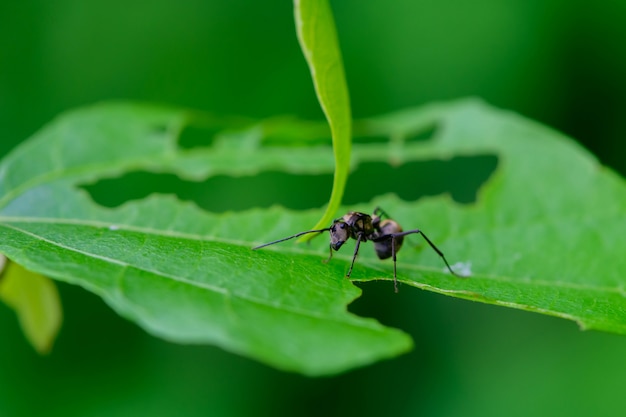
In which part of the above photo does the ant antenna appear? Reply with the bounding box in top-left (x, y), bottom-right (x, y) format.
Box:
top-left (372, 206), bottom-right (391, 219)
top-left (252, 228), bottom-right (330, 250)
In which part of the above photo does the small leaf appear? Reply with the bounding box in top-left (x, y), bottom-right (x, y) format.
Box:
top-left (0, 256), bottom-right (62, 354)
top-left (294, 0), bottom-right (352, 239)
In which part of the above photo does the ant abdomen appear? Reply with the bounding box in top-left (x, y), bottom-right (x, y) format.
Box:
top-left (374, 219), bottom-right (404, 260)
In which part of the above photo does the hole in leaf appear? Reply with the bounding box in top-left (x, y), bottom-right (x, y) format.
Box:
top-left (178, 125), bottom-right (222, 149)
top-left (345, 155), bottom-right (496, 205)
top-left (404, 124), bottom-right (438, 144)
top-left (81, 155), bottom-right (497, 212)
top-left (177, 120), bottom-right (439, 149)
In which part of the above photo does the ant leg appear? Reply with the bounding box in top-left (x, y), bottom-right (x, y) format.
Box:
top-left (371, 233), bottom-right (400, 291)
top-left (391, 229), bottom-right (458, 276)
top-left (391, 236), bottom-right (399, 293)
top-left (346, 233), bottom-right (364, 278)
top-left (323, 244), bottom-right (333, 264)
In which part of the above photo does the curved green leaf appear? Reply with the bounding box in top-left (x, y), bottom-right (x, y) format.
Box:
top-left (294, 0), bottom-right (352, 240)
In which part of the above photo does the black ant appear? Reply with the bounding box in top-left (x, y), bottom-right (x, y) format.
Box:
top-left (252, 207), bottom-right (458, 292)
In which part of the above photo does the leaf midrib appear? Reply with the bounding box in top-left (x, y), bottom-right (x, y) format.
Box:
top-left (4, 215), bottom-right (625, 298)
top-left (0, 220), bottom-right (394, 333)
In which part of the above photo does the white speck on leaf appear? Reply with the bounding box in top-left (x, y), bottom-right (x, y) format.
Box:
top-left (449, 261), bottom-right (472, 277)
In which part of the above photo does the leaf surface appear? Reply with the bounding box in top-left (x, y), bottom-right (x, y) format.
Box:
top-left (0, 103), bottom-right (405, 376)
top-left (1, 99), bottom-right (626, 374)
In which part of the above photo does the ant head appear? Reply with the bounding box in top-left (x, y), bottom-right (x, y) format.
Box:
top-left (329, 220), bottom-right (350, 251)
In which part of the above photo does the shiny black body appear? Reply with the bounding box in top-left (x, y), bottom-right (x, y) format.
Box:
top-left (253, 207), bottom-right (457, 292)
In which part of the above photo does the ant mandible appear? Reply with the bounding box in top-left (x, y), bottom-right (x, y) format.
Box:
top-left (252, 207), bottom-right (458, 292)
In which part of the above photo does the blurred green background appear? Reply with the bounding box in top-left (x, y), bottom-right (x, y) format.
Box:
top-left (2, 0), bottom-right (626, 416)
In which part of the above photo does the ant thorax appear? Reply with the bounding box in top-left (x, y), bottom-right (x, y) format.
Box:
top-left (342, 212), bottom-right (375, 237)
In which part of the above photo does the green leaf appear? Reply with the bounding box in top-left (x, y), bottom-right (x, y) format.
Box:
top-left (0, 256), bottom-right (62, 354)
top-left (1, 99), bottom-right (626, 375)
top-left (0, 103), bottom-right (409, 376)
top-left (294, 0), bottom-right (352, 239)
